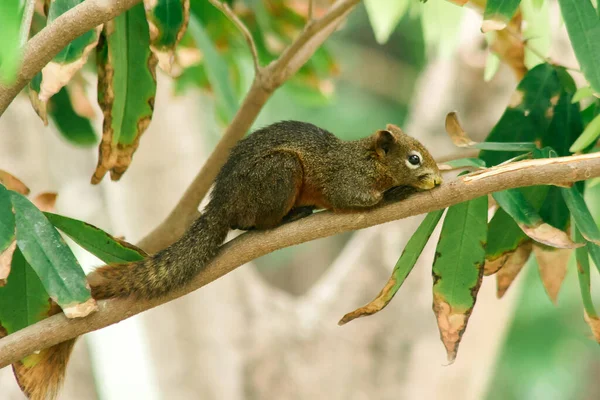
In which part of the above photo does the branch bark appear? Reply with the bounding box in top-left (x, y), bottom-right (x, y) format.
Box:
top-left (0, 0), bottom-right (142, 116)
top-left (2, 153), bottom-right (600, 368)
top-left (137, 0), bottom-right (361, 252)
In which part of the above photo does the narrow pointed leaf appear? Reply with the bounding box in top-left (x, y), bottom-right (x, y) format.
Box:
top-left (0, 184), bottom-right (15, 253)
top-left (562, 185), bottom-right (600, 245)
top-left (572, 87), bottom-right (595, 104)
top-left (39, 0), bottom-right (102, 102)
top-left (493, 188), bottom-right (580, 248)
top-left (533, 244), bottom-right (571, 304)
top-left (485, 208), bottom-right (530, 275)
top-left (557, 0), bottom-right (600, 94)
top-left (438, 158), bottom-right (486, 171)
top-left (45, 212), bottom-right (146, 264)
top-left (48, 86), bottom-right (97, 147)
top-left (144, 0), bottom-right (190, 73)
top-left (28, 73), bottom-right (48, 125)
top-left (364, 0), bottom-right (409, 44)
top-left (93, 3), bottom-right (157, 184)
top-left (496, 242), bottom-right (532, 298)
top-left (339, 209), bottom-right (444, 325)
top-left (11, 193), bottom-right (96, 318)
top-left (482, 0), bottom-right (521, 32)
top-left (432, 196), bottom-right (488, 362)
top-left (574, 227), bottom-right (597, 319)
top-left (569, 114), bottom-right (600, 153)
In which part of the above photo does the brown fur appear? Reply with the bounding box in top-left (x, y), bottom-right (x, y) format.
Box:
top-left (29, 121), bottom-right (441, 399)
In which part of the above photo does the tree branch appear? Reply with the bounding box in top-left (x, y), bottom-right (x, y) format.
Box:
top-left (0, 0), bottom-right (142, 116)
top-left (137, 0), bottom-right (361, 252)
top-left (2, 153), bottom-right (600, 368)
top-left (208, 0), bottom-right (261, 74)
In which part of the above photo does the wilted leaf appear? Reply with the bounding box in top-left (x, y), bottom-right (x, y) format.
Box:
top-left (584, 312), bottom-right (600, 343)
top-left (496, 241), bottom-right (532, 298)
top-left (11, 193), bottom-right (96, 318)
top-left (48, 87), bottom-right (97, 147)
top-left (432, 196), bottom-right (488, 362)
top-left (493, 188), bottom-right (581, 248)
top-left (144, 0), bottom-right (190, 73)
top-left (0, 171), bottom-right (30, 195)
top-left (37, 0), bottom-right (101, 102)
top-left (570, 114), bottom-right (600, 153)
top-left (339, 210), bottom-right (444, 325)
top-left (45, 212), bottom-right (147, 264)
top-left (557, 0), bottom-right (600, 95)
top-left (93, 3), bottom-right (158, 184)
top-left (533, 244), bottom-right (571, 304)
top-left (445, 112), bottom-right (537, 151)
top-left (0, 242), bottom-right (16, 286)
top-left (485, 209), bottom-right (530, 275)
top-left (0, 0), bottom-right (23, 84)
top-left (28, 73), bottom-right (48, 125)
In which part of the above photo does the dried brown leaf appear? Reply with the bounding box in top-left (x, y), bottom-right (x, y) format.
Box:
top-left (0, 170), bottom-right (30, 195)
top-left (445, 112), bottom-right (477, 148)
top-left (338, 277), bottom-right (397, 325)
top-left (521, 223), bottom-right (583, 249)
top-left (496, 242), bottom-right (532, 298)
top-left (62, 297), bottom-right (97, 318)
top-left (584, 311), bottom-right (600, 344)
top-left (432, 294), bottom-right (470, 363)
top-left (489, 12), bottom-right (526, 80)
top-left (0, 241), bottom-right (17, 286)
top-left (28, 88), bottom-right (49, 126)
top-left (533, 245), bottom-right (572, 305)
top-left (32, 192), bottom-right (57, 213)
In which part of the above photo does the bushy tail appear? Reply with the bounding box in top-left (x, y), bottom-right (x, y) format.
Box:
top-left (19, 206), bottom-right (229, 399)
top-left (90, 205), bottom-right (229, 300)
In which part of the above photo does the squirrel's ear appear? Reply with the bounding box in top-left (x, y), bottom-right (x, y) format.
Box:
top-left (374, 129), bottom-right (397, 156)
top-left (386, 124), bottom-right (408, 136)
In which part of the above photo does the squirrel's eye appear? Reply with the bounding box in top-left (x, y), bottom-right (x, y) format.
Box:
top-left (408, 154), bottom-right (421, 165)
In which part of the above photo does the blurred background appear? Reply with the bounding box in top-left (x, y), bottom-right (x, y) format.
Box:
top-left (1, 0), bottom-right (600, 398)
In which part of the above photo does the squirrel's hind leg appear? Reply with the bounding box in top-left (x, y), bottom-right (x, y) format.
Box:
top-left (229, 152), bottom-right (303, 230)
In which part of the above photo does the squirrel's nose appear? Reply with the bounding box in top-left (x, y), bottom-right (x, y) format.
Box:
top-left (434, 175), bottom-right (443, 186)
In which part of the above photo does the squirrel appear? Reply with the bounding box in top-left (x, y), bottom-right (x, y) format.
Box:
top-left (26, 121), bottom-right (442, 400)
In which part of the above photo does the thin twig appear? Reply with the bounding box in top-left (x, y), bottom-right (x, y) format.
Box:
top-left (20, 0), bottom-right (37, 45)
top-left (308, 0), bottom-right (314, 21)
top-left (2, 152), bottom-right (600, 367)
top-left (208, 0), bottom-right (261, 74)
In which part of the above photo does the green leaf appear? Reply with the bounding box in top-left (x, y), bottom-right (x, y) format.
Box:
top-left (39, 0), bottom-right (101, 101)
top-left (432, 196), bottom-right (488, 362)
top-left (11, 192), bottom-right (93, 316)
top-left (339, 209), bottom-right (445, 325)
top-left (365, 0), bottom-right (410, 44)
top-left (557, 0), bottom-right (600, 95)
top-left (440, 158), bottom-right (486, 169)
top-left (472, 142), bottom-right (538, 151)
top-left (45, 212), bottom-right (146, 264)
top-left (484, 52), bottom-right (501, 82)
top-left (561, 185), bottom-right (600, 245)
top-left (570, 114), bottom-right (600, 153)
top-left (0, 184), bottom-right (15, 253)
top-left (48, 87), bottom-right (97, 147)
top-left (572, 86), bottom-right (595, 104)
top-left (93, 3), bottom-right (157, 184)
top-left (0, 0), bottom-right (22, 84)
top-left (421, 0), bottom-right (465, 59)
top-left (485, 208), bottom-right (529, 266)
top-left (0, 248), bottom-right (50, 335)
top-left (188, 15), bottom-right (238, 123)
top-left (483, 0), bottom-right (521, 32)
top-left (573, 226), bottom-right (597, 319)
top-left (480, 63), bottom-right (562, 166)
top-left (521, 0), bottom-right (550, 69)
top-left (545, 88), bottom-right (583, 157)
top-left (144, 0), bottom-right (189, 73)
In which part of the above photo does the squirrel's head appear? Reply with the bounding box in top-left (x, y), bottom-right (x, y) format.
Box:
top-left (371, 124), bottom-right (442, 190)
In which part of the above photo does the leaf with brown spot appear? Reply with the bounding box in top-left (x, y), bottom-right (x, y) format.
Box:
top-left (93, 3), bottom-right (158, 184)
top-left (432, 196), bottom-right (488, 362)
top-left (533, 244), bottom-right (571, 304)
top-left (496, 242), bottom-right (533, 298)
top-left (339, 210), bottom-right (444, 325)
top-left (144, 0), bottom-right (190, 74)
top-left (0, 242), bottom-right (17, 286)
top-left (584, 312), bottom-right (600, 344)
top-left (38, 0), bottom-right (102, 102)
